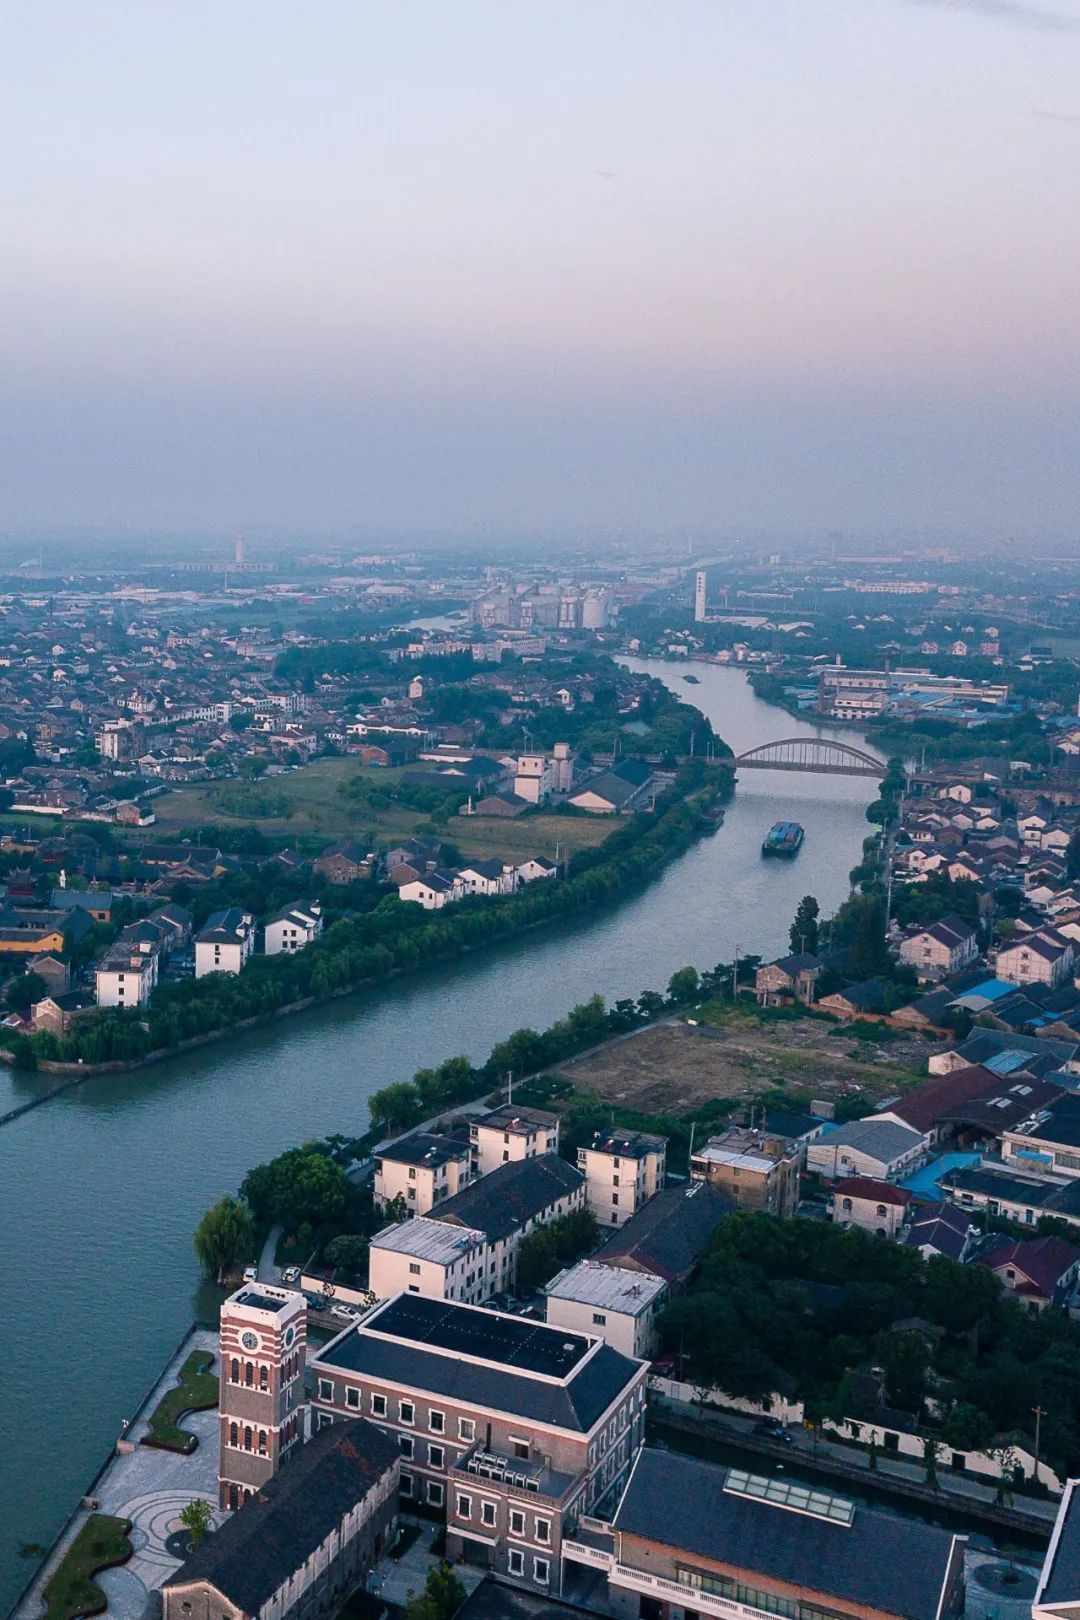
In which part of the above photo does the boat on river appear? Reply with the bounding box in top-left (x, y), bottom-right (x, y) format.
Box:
top-left (762, 820), bottom-right (805, 857)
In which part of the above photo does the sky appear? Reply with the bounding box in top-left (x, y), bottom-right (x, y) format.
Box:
top-left (2, 0), bottom-right (1080, 545)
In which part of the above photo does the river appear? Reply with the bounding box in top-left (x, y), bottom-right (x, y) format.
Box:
top-left (0, 661), bottom-right (878, 1603)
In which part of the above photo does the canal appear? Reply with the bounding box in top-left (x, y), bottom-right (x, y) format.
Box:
top-left (0, 661), bottom-right (879, 1602)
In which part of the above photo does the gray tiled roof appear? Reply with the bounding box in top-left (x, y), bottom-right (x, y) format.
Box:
top-left (163, 1419), bottom-right (397, 1610)
top-left (614, 1450), bottom-right (961, 1620)
top-left (593, 1183), bottom-right (732, 1284)
top-left (433, 1152), bottom-right (582, 1241)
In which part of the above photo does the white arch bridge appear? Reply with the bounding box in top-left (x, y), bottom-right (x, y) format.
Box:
top-left (733, 738), bottom-right (886, 777)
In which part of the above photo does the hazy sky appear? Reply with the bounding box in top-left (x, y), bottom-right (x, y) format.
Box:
top-left (3, 0), bottom-right (1080, 543)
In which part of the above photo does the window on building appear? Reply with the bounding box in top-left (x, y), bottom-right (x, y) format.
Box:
top-left (457, 1493), bottom-right (472, 1519)
top-left (481, 1501), bottom-right (497, 1528)
top-left (400, 1400), bottom-right (415, 1425)
top-left (430, 1409), bottom-right (445, 1432)
top-left (372, 1393), bottom-right (387, 1417)
top-left (512, 1440), bottom-right (529, 1460)
top-left (400, 1434), bottom-right (414, 1459)
top-left (459, 1417), bottom-right (475, 1441)
top-left (318, 1378), bottom-right (333, 1402)
top-left (346, 1387), bottom-right (360, 1410)
top-left (427, 1480), bottom-right (444, 1506)
top-left (409, 1262), bottom-right (421, 1275)
top-left (592, 1312), bottom-right (607, 1326)
top-left (400, 1473), bottom-right (413, 1498)
top-left (509, 1509), bottom-right (525, 1537)
top-left (230, 1358), bottom-right (239, 1383)
top-left (245, 1362), bottom-right (254, 1386)
top-left (259, 1366), bottom-right (268, 1389)
top-left (533, 1558), bottom-right (550, 1585)
top-left (535, 1519), bottom-right (551, 1545)
top-left (229, 1421), bottom-right (238, 1447)
top-left (611, 1193), bottom-right (619, 1206)
top-left (508, 1549), bottom-right (524, 1576)
top-left (243, 1425), bottom-right (252, 1450)
top-left (429, 1444), bottom-right (445, 1468)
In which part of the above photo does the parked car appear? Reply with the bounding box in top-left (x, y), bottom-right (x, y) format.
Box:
top-left (281, 1266), bottom-right (300, 1284)
top-left (243, 1265), bottom-right (258, 1282)
top-left (753, 1418), bottom-right (793, 1445)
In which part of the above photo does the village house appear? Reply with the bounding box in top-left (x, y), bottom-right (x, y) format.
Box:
top-left (997, 928), bottom-right (1075, 989)
top-left (367, 1217), bottom-right (491, 1305)
top-left (263, 901), bottom-right (323, 955)
top-left (831, 1177), bottom-right (911, 1238)
top-left (195, 908), bottom-right (256, 977)
top-left (807, 1119), bottom-right (925, 1184)
top-left (312, 842), bottom-right (374, 885)
top-left (754, 952), bottom-right (825, 1007)
top-left (690, 1126), bottom-right (800, 1218)
top-left (593, 1183), bottom-right (733, 1289)
top-left (975, 1234), bottom-right (1080, 1311)
top-left (898, 914), bottom-right (979, 981)
top-left (431, 1152), bottom-right (585, 1295)
top-left (903, 1201), bottom-right (979, 1261)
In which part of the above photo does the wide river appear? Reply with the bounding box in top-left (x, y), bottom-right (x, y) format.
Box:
top-left (0, 661), bottom-right (878, 1603)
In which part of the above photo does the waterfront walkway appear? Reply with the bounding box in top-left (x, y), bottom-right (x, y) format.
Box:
top-left (14, 1329), bottom-right (220, 1620)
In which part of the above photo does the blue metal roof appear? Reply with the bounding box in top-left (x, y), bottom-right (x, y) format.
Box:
top-left (983, 1050), bottom-right (1032, 1076)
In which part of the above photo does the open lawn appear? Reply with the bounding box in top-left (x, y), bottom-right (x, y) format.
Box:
top-left (555, 1016), bottom-right (928, 1116)
top-left (151, 756), bottom-right (616, 859)
top-left (141, 1349), bottom-right (218, 1453)
top-left (43, 1515), bottom-right (132, 1620)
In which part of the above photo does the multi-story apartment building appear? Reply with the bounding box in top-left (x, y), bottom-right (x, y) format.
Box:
top-left (310, 1294), bottom-right (648, 1596)
top-left (373, 1133), bottom-right (473, 1217)
top-left (470, 1103), bottom-right (561, 1176)
top-left (545, 1259), bottom-right (667, 1359)
top-left (434, 1152), bottom-right (585, 1296)
top-left (576, 1127), bottom-right (666, 1228)
top-left (217, 1283), bottom-right (307, 1509)
top-left (898, 915), bottom-right (979, 981)
top-left (1003, 1095), bottom-right (1080, 1180)
top-left (368, 1218), bottom-right (490, 1304)
top-left (195, 908), bottom-right (255, 978)
top-left (690, 1125), bottom-right (800, 1218)
top-left (94, 921), bottom-right (165, 1007)
top-left (997, 928), bottom-right (1075, 989)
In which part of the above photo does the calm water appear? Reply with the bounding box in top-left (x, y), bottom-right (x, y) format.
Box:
top-left (0, 662), bottom-right (877, 1602)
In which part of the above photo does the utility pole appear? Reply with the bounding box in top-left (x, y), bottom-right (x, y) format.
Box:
top-left (732, 943), bottom-right (740, 1001)
top-left (1033, 1404), bottom-right (1044, 1478)
top-left (507, 1069), bottom-right (513, 1105)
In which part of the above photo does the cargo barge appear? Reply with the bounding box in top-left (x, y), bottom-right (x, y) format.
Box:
top-left (762, 820), bottom-right (805, 857)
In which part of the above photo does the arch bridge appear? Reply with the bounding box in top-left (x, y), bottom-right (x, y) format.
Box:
top-left (734, 737), bottom-right (886, 777)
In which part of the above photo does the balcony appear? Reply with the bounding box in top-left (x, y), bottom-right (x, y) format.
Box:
top-left (610, 1563), bottom-right (782, 1620)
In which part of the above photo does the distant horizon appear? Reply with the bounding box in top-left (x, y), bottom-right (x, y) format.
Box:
top-left (4, 2), bottom-right (1080, 539)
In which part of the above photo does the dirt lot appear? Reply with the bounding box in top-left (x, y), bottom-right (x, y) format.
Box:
top-left (555, 1016), bottom-right (930, 1116)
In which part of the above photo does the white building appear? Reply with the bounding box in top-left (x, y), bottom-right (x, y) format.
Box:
top-left (516, 857), bottom-right (558, 884)
top-left (457, 860), bottom-right (516, 897)
top-left (898, 915), bottom-right (979, 981)
top-left (264, 902), bottom-right (323, 955)
top-left (545, 1260), bottom-right (667, 1359)
top-left (469, 1104), bottom-right (561, 1177)
top-left (398, 871), bottom-right (462, 909)
top-left (374, 1134), bottom-right (474, 1217)
top-left (514, 753), bottom-right (555, 804)
top-left (694, 570), bottom-right (707, 623)
top-left (575, 1128), bottom-right (666, 1229)
top-left (997, 929), bottom-right (1075, 989)
top-left (807, 1119), bottom-right (925, 1183)
top-left (95, 949), bottom-right (157, 1008)
top-left (194, 908), bottom-right (256, 978)
top-left (368, 1218), bottom-right (491, 1305)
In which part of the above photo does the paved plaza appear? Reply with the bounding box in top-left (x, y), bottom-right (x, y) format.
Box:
top-left (15, 1330), bottom-right (220, 1620)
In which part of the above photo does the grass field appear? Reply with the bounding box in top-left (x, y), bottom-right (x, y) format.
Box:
top-left (556, 1018), bottom-right (926, 1116)
top-left (149, 757), bottom-right (615, 860)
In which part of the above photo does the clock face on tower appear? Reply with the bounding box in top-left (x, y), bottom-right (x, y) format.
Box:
top-left (240, 1330), bottom-right (259, 1352)
top-left (284, 1325), bottom-right (295, 1349)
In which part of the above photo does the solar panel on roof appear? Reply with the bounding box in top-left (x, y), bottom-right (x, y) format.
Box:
top-left (724, 1469), bottom-right (854, 1526)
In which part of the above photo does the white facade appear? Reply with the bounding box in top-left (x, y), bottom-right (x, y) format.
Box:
top-left (95, 957), bottom-right (156, 1007)
top-left (997, 931), bottom-right (1074, 989)
top-left (195, 910), bottom-right (255, 978)
top-left (398, 875), bottom-right (461, 909)
top-left (694, 570), bottom-right (707, 623)
top-left (368, 1219), bottom-right (492, 1304)
top-left (264, 904), bottom-right (323, 956)
top-left (374, 1138), bottom-right (473, 1217)
top-left (516, 858), bottom-right (557, 884)
top-left (576, 1135), bottom-right (666, 1229)
top-left (514, 753), bottom-right (555, 804)
top-left (545, 1261), bottom-right (667, 1359)
top-left (807, 1121), bottom-right (925, 1183)
top-left (469, 1106), bottom-right (561, 1177)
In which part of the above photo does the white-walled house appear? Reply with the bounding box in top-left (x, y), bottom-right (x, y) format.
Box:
top-left (898, 914), bottom-right (979, 981)
top-left (374, 1134), bottom-right (474, 1217)
top-left (576, 1127), bottom-right (666, 1228)
top-left (516, 857), bottom-right (558, 884)
top-left (397, 871), bottom-right (462, 909)
top-left (194, 908), bottom-right (255, 977)
top-left (368, 1218), bottom-right (491, 1304)
top-left (264, 902), bottom-right (323, 955)
top-left (997, 928), bottom-right (1075, 989)
top-left (807, 1119), bottom-right (925, 1183)
top-left (457, 860), bottom-right (516, 897)
top-left (544, 1260), bottom-right (667, 1359)
top-left (831, 1177), bottom-right (911, 1238)
top-left (469, 1103), bottom-right (561, 1177)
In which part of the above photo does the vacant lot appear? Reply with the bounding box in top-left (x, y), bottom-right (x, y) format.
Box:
top-left (151, 757), bottom-right (614, 860)
top-left (555, 1016), bottom-right (929, 1116)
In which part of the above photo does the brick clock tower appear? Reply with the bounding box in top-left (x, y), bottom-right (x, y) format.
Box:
top-left (218, 1283), bottom-right (306, 1509)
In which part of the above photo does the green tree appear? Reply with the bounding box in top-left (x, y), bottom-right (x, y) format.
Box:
top-left (179, 1498), bottom-right (213, 1549)
top-left (404, 1562), bottom-right (466, 1620)
top-left (194, 1196), bottom-right (254, 1283)
top-left (789, 896), bottom-right (820, 956)
top-left (6, 970), bottom-right (48, 1013)
top-left (323, 1234), bottom-right (369, 1279)
top-left (846, 895), bottom-right (891, 981)
top-left (1068, 828), bottom-right (1080, 882)
top-left (240, 1146), bottom-right (347, 1233)
top-left (666, 965), bottom-right (700, 1006)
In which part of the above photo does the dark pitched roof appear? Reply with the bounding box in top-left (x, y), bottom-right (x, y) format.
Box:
top-left (1039, 1478), bottom-right (1080, 1606)
top-left (885, 1065), bottom-right (1002, 1134)
top-left (833, 1177), bottom-right (910, 1207)
top-left (163, 1419), bottom-right (397, 1610)
top-left (613, 1450), bottom-right (961, 1620)
top-left (977, 1234), bottom-right (1080, 1297)
top-left (772, 952), bottom-right (825, 976)
top-left (903, 1202), bottom-right (974, 1261)
top-left (433, 1152), bottom-right (582, 1241)
top-left (377, 1132), bottom-right (470, 1168)
top-left (593, 1183), bottom-right (732, 1284)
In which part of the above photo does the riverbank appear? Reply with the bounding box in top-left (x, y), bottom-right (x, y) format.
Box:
top-left (0, 660), bottom-right (881, 1615)
top-left (0, 771), bottom-right (731, 1116)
